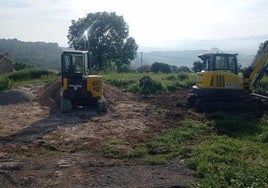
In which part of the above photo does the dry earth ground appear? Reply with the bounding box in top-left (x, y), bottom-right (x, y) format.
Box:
top-left (0, 80), bottom-right (197, 187)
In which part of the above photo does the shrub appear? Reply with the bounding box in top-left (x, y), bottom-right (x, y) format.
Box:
top-left (177, 73), bottom-right (189, 81)
top-left (0, 76), bottom-right (12, 91)
top-left (139, 76), bottom-right (163, 95)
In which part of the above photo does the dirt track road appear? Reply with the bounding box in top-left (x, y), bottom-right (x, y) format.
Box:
top-left (0, 83), bottom-right (197, 187)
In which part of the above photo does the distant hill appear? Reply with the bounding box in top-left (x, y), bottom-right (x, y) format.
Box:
top-left (133, 35), bottom-right (268, 68)
top-left (1, 35), bottom-right (265, 70)
top-left (132, 49), bottom-right (255, 68)
top-left (0, 38), bottom-right (62, 69)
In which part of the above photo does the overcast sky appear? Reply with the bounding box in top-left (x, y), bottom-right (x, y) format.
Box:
top-left (0, 0), bottom-right (267, 47)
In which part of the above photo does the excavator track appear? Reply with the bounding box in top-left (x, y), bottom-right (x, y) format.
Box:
top-left (188, 92), bottom-right (265, 117)
top-left (96, 95), bottom-right (107, 113)
top-left (60, 95), bottom-right (72, 113)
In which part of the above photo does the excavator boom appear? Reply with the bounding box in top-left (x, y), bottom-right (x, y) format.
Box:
top-left (243, 41), bottom-right (268, 90)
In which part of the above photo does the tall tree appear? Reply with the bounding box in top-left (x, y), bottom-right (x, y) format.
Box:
top-left (192, 60), bottom-right (203, 73)
top-left (67, 12), bottom-right (138, 71)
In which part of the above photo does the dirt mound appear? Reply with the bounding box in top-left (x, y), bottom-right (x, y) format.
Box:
top-left (37, 77), bottom-right (61, 107)
top-left (0, 88), bottom-right (35, 105)
top-left (36, 79), bottom-right (125, 109)
top-left (103, 83), bottom-right (128, 103)
top-left (142, 89), bottom-right (190, 109)
top-left (103, 83), bottom-right (129, 110)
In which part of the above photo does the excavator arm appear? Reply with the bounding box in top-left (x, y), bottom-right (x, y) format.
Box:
top-left (243, 41), bottom-right (268, 91)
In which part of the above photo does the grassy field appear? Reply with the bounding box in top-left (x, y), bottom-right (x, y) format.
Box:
top-left (103, 72), bottom-right (195, 94)
top-left (101, 72), bottom-right (268, 187)
top-left (98, 115), bottom-right (268, 187)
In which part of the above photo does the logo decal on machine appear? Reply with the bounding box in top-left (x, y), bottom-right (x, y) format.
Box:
top-left (225, 83), bottom-right (238, 88)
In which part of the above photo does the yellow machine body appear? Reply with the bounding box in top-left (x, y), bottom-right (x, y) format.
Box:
top-left (86, 75), bottom-right (103, 98)
top-left (196, 71), bottom-right (244, 90)
top-left (62, 75), bottom-right (103, 98)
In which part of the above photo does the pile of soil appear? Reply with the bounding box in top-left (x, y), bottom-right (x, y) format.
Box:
top-left (0, 88), bottom-right (35, 105)
top-left (36, 77), bottom-right (61, 107)
top-left (103, 83), bottom-right (129, 110)
top-left (36, 79), bottom-right (125, 109)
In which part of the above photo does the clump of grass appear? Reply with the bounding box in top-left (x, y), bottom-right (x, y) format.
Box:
top-left (187, 136), bottom-right (268, 187)
top-left (97, 138), bottom-right (131, 159)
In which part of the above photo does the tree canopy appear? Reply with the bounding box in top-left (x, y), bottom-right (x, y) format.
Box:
top-left (67, 12), bottom-right (138, 72)
top-left (192, 60), bottom-right (203, 73)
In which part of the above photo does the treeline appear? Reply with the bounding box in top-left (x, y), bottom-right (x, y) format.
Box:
top-left (137, 62), bottom-right (191, 73)
top-left (0, 38), bottom-right (62, 69)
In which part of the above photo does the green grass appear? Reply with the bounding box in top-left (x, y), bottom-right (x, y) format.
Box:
top-left (98, 138), bottom-right (131, 159)
top-left (103, 72), bottom-right (195, 94)
top-left (188, 135), bottom-right (268, 187)
top-left (0, 68), bottom-right (57, 91)
top-left (97, 116), bottom-right (268, 187)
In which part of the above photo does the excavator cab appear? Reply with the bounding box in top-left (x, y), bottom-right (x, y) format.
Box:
top-left (61, 50), bottom-right (88, 77)
top-left (198, 53), bottom-right (238, 74)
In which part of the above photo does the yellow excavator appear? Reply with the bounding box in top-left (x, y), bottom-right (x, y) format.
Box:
top-left (60, 24), bottom-right (107, 113)
top-left (60, 50), bottom-right (107, 113)
top-left (188, 40), bottom-right (268, 117)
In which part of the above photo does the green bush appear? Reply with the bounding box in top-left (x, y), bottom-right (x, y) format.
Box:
top-left (139, 76), bottom-right (164, 95)
top-left (0, 76), bottom-right (12, 91)
top-left (177, 73), bottom-right (189, 81)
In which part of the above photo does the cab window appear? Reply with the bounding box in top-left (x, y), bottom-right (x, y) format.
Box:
top-left (214, 55), bottom-right (237, 74)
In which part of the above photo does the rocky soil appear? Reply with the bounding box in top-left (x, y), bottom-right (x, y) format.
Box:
top-left (0, 79), bottom-right (197, 187)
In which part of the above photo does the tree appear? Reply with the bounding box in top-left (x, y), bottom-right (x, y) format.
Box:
top-left (151, 62), bottom-right (171, 73)
top-left (192, 61), bottom-right (203, 73)
top-left (67, 12), bottom-right (138, 71)
top-left (177, 66), bottom-right (191, 72)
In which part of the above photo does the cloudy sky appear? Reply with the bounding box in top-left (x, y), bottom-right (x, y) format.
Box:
top-left (0, 0), bottom-right (267, 47)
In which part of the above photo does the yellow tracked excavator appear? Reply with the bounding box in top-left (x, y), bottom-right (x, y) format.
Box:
top-left (60, 24), bottom-right (107, 113)
top-left (188, 40), bottom-right (268, 117)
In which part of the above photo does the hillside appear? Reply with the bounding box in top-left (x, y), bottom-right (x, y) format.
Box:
top-left (131, 50), bottom-right (255, 68)
top-left (0, 36), bottom-right (264, 70)
top-left (0, 38), bottom-right (62, 69)
top-left (133, 35), bottom-right (268, 68)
